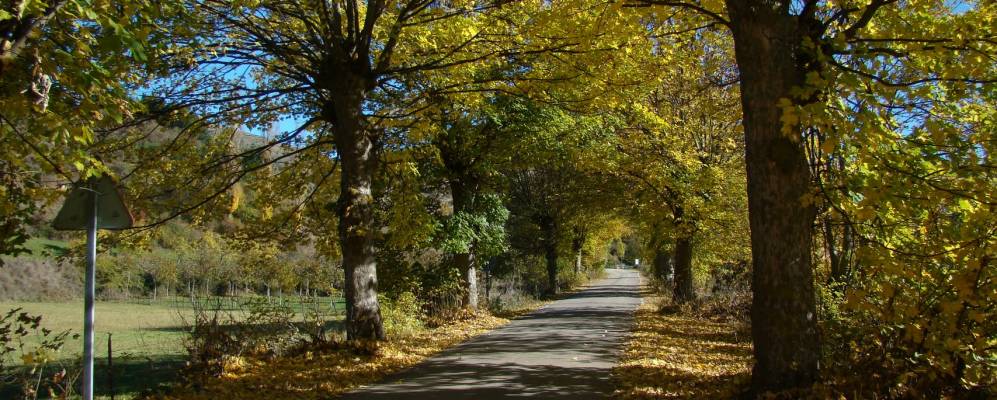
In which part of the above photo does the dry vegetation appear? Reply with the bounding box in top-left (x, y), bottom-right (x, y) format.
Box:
top-left (613, 297), bottom-right (752, 399)
top-left (148, 312), bottom-right (512, 399)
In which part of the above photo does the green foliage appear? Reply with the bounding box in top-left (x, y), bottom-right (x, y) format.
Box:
top-left (438, 194), bottom-right (509, 259)
top-left (378, 292), bottom-right (425, 338)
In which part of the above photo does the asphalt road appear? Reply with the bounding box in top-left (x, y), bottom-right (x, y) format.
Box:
top-left (339, 268), bottom-right (644, 399)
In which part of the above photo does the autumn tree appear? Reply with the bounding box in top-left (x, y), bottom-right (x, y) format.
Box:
top-left (0, 1), bottom-right (175, 261)
top-left (141, 0), bottom-right (634, 340)
top-left (610, 30), bottom-right (745, 304)
top-left (503, 101), bottom-right (626, 295)
top-left (426, 98), bottom-right (517, 309)
top-left (628, 0), bottom-right (997, 392)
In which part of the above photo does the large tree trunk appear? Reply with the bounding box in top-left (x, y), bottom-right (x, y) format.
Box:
top-left (455, 252), bottom-right (478, 309)
top-left (484, 261), bottom-right (492, 302)
top-left (571, 233), bottom-right (584, 276)
top-left (824, 214), bottom-right (855, 284)
top-left (540, 216), bottom-right (558, 296)
top-left (672, 237), bottom-right (696, 303)
top-left (726, 1), bottom-right (821, 391)
top-left (450, 180), bottom-right (478, 309)
top-left (544, 245), bottom-right (558, 296)
top-left (653, 250), bottom-right (672, 283)
top-left (327, 80), bottom-right (385, 341)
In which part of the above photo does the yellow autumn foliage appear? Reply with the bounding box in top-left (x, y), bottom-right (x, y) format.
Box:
top-left (613, 297), bottom-right (751, 399)
top-left (150, 312), bottom-right (510, 400)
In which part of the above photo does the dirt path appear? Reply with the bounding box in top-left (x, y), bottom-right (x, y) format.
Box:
top-left (340, 268), bottom-right (644, 399)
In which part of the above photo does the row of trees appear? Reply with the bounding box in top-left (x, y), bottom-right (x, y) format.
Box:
top-left (93, 225), bottom-right (339, 302)
top-left (2, 0), bottom-right (994, 395)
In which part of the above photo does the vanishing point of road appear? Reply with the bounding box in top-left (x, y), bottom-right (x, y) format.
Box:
top-left (340, 268), bottom-right (644, 399)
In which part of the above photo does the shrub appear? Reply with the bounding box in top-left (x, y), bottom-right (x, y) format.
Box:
top-left (178, 297), bottom-right (301, 386)
top-left (379, 292), bottom-right (424, 338)
top-left (0, 308), bottom-right (79, 400)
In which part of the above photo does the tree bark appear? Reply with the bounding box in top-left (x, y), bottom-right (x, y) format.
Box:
top-left (326, 77), bottom-right (385, 341)
top-left (540, 215), bottom-right (558, 296)
top-left (484, 261), bottom-right (492, 302)
top-left (653, 250), bottom-right (673, 283)
top-left (571, 232), bottom-right (584, 276)
top-left (672, 237), bottom-right (696, 303)
top-left (825, 215), bottom-right (854, 284)
top-left (726, 1), bottom-right (821, 391)
top-left (455, 252), bottom-right (478, 309)
top-left (449, 179), bottom-right (479, 309)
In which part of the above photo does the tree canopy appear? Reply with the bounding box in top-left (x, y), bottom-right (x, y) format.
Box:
top-left (2, 0), bottom-right (995, 396)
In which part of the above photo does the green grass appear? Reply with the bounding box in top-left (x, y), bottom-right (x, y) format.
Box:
top-left (1, 296), bottom-right (346, 399)
top-left (2, 300), bottom-right (189, 358)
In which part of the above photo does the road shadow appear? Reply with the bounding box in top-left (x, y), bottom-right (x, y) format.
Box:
top-left (340, 362), bottom-right (617, 399)
top-left (339, 269), bottom-right (643, 400)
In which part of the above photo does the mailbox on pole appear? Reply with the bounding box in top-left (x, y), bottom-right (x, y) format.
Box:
top-left (52, 175), bottom-right (133, 400)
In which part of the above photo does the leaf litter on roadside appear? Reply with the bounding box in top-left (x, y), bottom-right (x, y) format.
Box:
top-left (613, 297), bottom-right (752, 399)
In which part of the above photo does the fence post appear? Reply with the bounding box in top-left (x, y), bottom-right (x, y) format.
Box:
top-left (107, 332), bottom-right (114, 400)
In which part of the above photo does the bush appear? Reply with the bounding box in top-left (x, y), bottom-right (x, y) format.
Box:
top-left (379, 292), bottom-right (424, 338)
top-left (179, 297), bottom-right (302, 386)
top-left (0, 308), bottom-right (79, 400)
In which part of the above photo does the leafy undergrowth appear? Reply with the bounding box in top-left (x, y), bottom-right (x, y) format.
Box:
top-left (147, 311), bottom-right (509, 400)
top-left (614, 297), bottom-right (752, 399)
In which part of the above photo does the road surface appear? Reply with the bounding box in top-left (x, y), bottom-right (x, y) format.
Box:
top-left (339, 268), bottom-right (643, 399)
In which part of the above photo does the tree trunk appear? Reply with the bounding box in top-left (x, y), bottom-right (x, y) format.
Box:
top-left (672, 237), bottom-right (696, 303)
top-left (540, 215), bottom-right (558, 296)
top-left (825, 215), bottom-right (854, 284)
top-left (571, 233), bottom-right (584, 276)
top-left (726, 1), bottom-right (821, 391)
top-left (653, 250), bottom-right (673, 283)
top-left (450, 180), bottom-right (479, 310)
top-left (484, 261), bottom-right (492, 302)
top-left (327, 80), bottom-right (385, 341)
top-left (455, 253), bottom-right (478, 309)
top-left (545, 245), bottom-right (558, 296)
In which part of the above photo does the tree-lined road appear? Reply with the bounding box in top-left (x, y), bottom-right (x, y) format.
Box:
top-left (340, 268), bottom-right (643, 399)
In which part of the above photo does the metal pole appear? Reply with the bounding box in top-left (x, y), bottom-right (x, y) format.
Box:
top-left (83, 188), bottom-right (98, 400)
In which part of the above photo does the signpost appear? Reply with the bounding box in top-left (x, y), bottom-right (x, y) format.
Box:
top-left (53, 176), bottom-right (133, 400)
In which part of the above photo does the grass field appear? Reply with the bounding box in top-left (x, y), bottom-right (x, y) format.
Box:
top-left (1, 296), bottom-right (346, 399)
